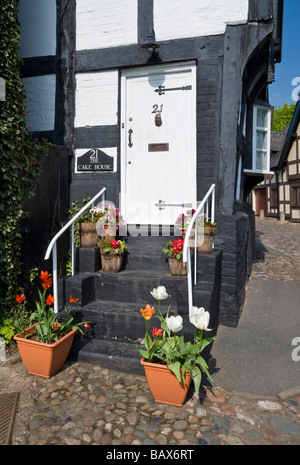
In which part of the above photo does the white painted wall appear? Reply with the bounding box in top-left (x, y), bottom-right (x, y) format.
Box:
top-left (19, 0), bottom-right (56, 58)
top-left (76, 0), bottom-right (138, 51)
top-left (75, 71), bottom-right (119, 127)
top-left (23, 75), bottom-right (56, 132)
top-left (154, 0), bottom-right (249, 41)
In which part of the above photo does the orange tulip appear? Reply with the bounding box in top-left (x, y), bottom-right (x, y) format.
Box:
top-left (140, 304), bottom-right (155, 321)
top-left (69, 296), bottom-right (79, 303)
top-left (40, 270), bottom-right (52, 282)
top-left (84, 323), bottom-right (91, 330)
top-left (15, 294), bottom-right (25, 303)
top-left (42, 278), bottom-right (52, 290)
top-left (45, 294), bottom-right (55, 306)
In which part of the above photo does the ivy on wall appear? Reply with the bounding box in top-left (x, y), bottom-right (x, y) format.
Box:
top-left (0, 0), bottom-right (49, 311)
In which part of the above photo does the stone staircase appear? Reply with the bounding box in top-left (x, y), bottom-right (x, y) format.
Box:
top-left (57, 232), bottom-right (222, 375)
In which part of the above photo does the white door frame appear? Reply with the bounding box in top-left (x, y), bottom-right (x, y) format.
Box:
top-left (120, 61), bottom-right (197, 225)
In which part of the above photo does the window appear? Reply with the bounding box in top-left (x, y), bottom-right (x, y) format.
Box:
top-left (252, 105), bottom-right (271, 172)
top-left (291, 185), bottom-right (300, 207)
top-left (270, 188), bottom-right (278, 207)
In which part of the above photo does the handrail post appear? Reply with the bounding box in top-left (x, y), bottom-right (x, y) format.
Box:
top-left (71, 223), bottom-right (75, 276)
top-left (186, 246), bottom-right (192, 320)
top-left (53, 242), bottom-right (58, 313)
top-left (182, 184), bottom-right (216, 318)
top-left (44, 187), bottom-right (107, 313)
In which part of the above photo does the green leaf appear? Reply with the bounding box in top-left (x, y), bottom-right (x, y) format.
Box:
top-left (167, 361), bottom-right (182, 383)
top-left (190, 366), bottom-right (202, 394)
top-left (144, 332), bottom-right (152, 351)
top-left (139, 349), bottom-right (149, 359)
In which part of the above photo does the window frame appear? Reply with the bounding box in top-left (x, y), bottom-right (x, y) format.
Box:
top-left (270, 187), bottom-right (278, 208)
top-left (252, 104), bottom-right (272, 173)
top-left (291, 184), bottom-right (300, 207)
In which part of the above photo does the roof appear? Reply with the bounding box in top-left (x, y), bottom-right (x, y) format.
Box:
top-left (270, 123), bottom-right (290, 169)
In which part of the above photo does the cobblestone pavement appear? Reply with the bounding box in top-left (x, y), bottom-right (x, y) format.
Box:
top-left (0, 218), bottom-right (299, 447)
top-left (254, 218), bottom-right (300, 283)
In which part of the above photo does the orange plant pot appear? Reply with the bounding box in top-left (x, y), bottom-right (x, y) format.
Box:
top-left (13, 323), bottom-right (77, 378)
top-left (140, 358), bottom-right (192, 407)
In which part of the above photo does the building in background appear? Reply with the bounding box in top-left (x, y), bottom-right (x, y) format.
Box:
top-left (253, 100), bottom-right (300, 222)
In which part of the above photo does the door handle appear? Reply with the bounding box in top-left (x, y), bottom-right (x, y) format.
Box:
top-left (128, 129), bottom-right (133, 148)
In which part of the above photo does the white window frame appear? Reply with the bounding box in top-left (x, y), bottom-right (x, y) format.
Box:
top-left (252, 104), bottom-right (271, 172)
top-left (244, 103), bottom-right (273, 178)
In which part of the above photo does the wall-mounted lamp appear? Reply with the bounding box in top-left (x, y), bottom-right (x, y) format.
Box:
top-left (141, 32), bottom-right (160, 57)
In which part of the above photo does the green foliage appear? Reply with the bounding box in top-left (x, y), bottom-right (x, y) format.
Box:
top-left (271, 103), bottom-right (296, 132)
top-left (97, 237), bottom-right (127, 254)
top-left (0, 318), bottom-right (16, 343)
top-left (0, 1), bottom-right (49, 314)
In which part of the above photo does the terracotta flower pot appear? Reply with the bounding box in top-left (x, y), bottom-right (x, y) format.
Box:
top-left (167, 254), bottom-right (187, 276)
top-left (141, 358), bottom-right (191, 406)
top-left (100, 250), bottom-right (124, 273)
top-left (77, 223), bottom-right (98, 247)
top-left (13, 323), bottom-right (77, 378)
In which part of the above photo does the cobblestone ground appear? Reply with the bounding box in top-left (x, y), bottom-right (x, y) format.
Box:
top-left (0, 218), bottom-right (299, 446)
top-left (254, 218), bottom-right (300, 283)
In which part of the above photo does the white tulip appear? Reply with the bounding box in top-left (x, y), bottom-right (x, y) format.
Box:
top-left (166, 315), bottom-right (183, 333)
top-left (150, 286), bottom-right (168, 301)
top-left (190, 306), bottom-right (212, 331)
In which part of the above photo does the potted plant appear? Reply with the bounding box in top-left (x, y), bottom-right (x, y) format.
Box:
top-left (13, 271), bottom-right (90, 378)
top-left (196, 214), bottom-right (217, 254)
top-left (97, 237), bottom-right (127, 273)
top-left (174, 209), bottom-right (196, 238)
top-left (138, 286), bottom-right (215, 406)
top-left (162, 238), bottom-right (187, 275)
top-left (94, 202), bottom-right (125, 238)
top-left (69, 197), bottom-right (100, 248)
top-left (174, 210), bottom-right (217, 253)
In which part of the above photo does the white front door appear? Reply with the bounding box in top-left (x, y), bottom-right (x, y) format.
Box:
top-left (121, 62), bottom-right (196, 225)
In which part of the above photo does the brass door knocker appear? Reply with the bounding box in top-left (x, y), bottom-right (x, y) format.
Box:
top-left (155, 112), bottom-right (162, 127)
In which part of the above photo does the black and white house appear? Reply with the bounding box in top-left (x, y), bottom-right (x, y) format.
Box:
top-left (18, 0), bottom-right (284, 368)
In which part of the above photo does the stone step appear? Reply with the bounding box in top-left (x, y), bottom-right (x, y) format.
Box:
top-left (68, 337), bottom-right (144, 375)
top-left (77, 299), bottom-right (174, 341)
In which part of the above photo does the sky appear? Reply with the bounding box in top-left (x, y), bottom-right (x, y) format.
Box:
top-left (269, 0), bottom-right (300, 108)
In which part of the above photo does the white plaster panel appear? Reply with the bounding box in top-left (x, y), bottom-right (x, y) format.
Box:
top-left (75, 71), bottom-right (118, 127)
top-left (279, 185), bottom-right (284, 199)
top-left (76, 0), bottom-right (137, 51)
top-left (154, 0), bottom-right (248, 40)
top-left (75, 147), bottom-right (117, 173)
top-left (289, 142), bottom-right (297, 161)
top-left (285, 185), bottom-right (290, 201)
top-left (23, 75), bottom-right (56, 132)
top-left (19, 0), bottom-right (56, 58)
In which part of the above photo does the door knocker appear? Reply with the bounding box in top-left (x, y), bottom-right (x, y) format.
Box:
top-left (155, 112), bottom-right (162, 127)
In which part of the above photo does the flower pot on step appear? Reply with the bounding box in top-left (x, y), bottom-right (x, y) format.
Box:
top-left (100, 249), bottom-right (124, 273)
top-left (13, 323), bottom-right (77, 378)
top-left (77, 223), bottom-right (98, 247)
top-left (182, 227), bottom-right (215, 254)
top-left (97, 223), bottom-right (116, 239)
top-left (167, 254), bottom-right (187, 276)
top-left (197, 228), bottom-right (215, 254)
top-left (140, 358), bottom-right (192, 406)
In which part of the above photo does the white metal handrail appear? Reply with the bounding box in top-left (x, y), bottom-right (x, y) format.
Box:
top-left (44, 187), bottom-right (106, 313)
top-left (182, 184), bottom-right (216, 319)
